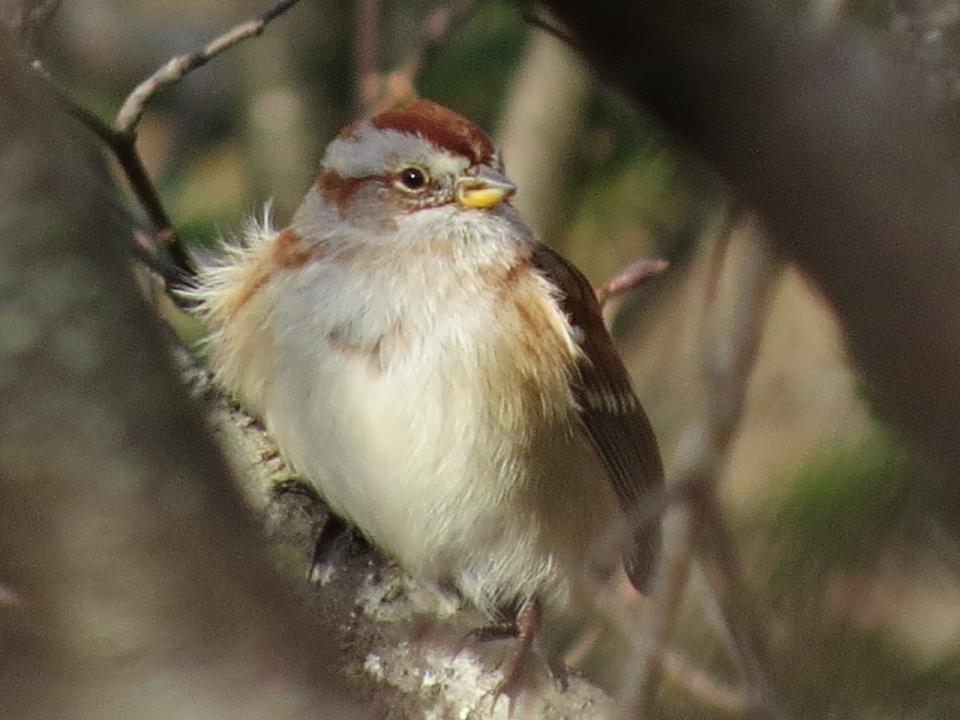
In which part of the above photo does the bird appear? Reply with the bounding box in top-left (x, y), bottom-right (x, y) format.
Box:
top-left (188, 99), bottom-right (663, 694)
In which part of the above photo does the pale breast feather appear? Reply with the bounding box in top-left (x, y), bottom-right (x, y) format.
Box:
top-left (530, 244), bottom-right (664, 593)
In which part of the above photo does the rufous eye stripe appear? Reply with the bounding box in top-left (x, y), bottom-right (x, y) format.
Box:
top-left (317, 168), bottom-right (367, 212)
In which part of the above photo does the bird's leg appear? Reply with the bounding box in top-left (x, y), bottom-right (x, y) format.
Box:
top-left (466, 596), bottom-right (544, 703)
top-left (269, 479), bottom-right (360, 581)
top-left (465, 619), bottom-right (522, 644)
top-left (307, 511), bottom-right (351, 581)
top-left (495, 596), bottom-right (541, 697)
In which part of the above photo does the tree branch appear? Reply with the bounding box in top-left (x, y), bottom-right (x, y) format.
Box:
top-left (27, 0), bottom-right (302, 291)
top-left (0, 47), bottom-right (368, 720)
top-left (541, 0), bottom-right (960, 529)
top-left (596, 258), bottom-right (669, 308)
top-left (662, 649), bottom-right (751, 715)
top-left (358, 0), bottom-right (478, 115)
top-left (620, 216), bottom-right (787, 719)
top-left (519, 9), bottom-right (578, 49)
top-left (115, 0), bottom-right (302, 133)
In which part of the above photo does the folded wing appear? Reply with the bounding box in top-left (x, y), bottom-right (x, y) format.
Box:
top-left (532, 245), bottom-right (664, 592)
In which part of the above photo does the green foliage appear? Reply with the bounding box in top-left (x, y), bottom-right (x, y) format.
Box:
top-left (761, 425), bottom-right (919, 587)
top-left (417, 1), bottom-right (528, 126)
top-left (739, 426), bottom-right (960, 718)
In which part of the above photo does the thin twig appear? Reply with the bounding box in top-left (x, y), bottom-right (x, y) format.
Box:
top-left (409, 0), bottom-right (476, 77)
top-left (520, 10), bottom-right (579, 49)
top-left (621, 211), bottom-right (748, 717)
top-left (29, 0), bottom-right (302, 291)
top-left (31, 60), bottom-right (191, 285)
top-left (12, 0), bottom-right (62, 55)
top-left (688, 232), bottom-right (788, 720)
top-left (360, 0), bottom-right (478, 115)
top-left (693, 497), bottom-right (791, 720)
top-left (703, 227), bottom-right (779, 447)
top-left (690, 224), bottom-right (788, 719)
top-left (702, 203), bottom-right (742, 311)
top-left (623, 507), bottom-right (696, 719)
top-left (662, 649), bottom-right (751, 715)
top-left (623, 213), bottom-right (788, 719)
top-left (355, 0), bottom-right (381, 114)
top-left (595, 257), bottom-right (669, 308)
top-left (115, 0), bottom-right (302, 133)
top-left (31, 60), bottom-right (115, 143)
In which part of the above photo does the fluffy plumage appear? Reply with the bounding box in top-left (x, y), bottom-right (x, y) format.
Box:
top-left (188, 100), bottom-right (663, 625)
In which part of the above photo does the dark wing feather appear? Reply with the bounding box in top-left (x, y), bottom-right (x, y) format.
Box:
top-left (532, 245), bottom-right (664, 592)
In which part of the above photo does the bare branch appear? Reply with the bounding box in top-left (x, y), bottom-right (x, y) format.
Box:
top-left (30, 60), bottom-right (114, 143)
top-left (692, 494), bottom-right (791, 720)
top-left (5, 0), bottom-right (62, 54)
top-left (114, 0), bottom-right (302, 133)
top-left (623, 509), bottom-right (696, 719)
top-left (595, 258), bottom-right (669, 308)
top-left (416, 0), bottom-right (477, 71)
top-left (360, 0), bottom-right (478, 115)
top-left (0, 49), bottom-right (369, 719)
top-left (520, 10), bottom-right (578, 49)
top-left (702, 204), bottom-right (742, 312)
top-left (702, 222), bottom-right (781, 457)
top-left (355, 0), bottom-right (381, 114)
top-left (689, 232), bottom-right (787, 719)
top-left (31, 60), bottom-right (192, 287)
top-left (28, 0), bottom-right (303, 292)
top-left (541, 0), bottom-right (960, 532)
top-left (662, 650), bottom-right (751, 715)
top-left (620, 218), bottom-right (787, 719)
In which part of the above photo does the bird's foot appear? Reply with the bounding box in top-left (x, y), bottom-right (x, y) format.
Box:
top-left (464, 620), bottom-right (520, 645)
top-left (270, 480), bottom-right (362, 583)
top-left (466, 597), bottom-right (548, 715)
top-left (546, 653), bottom-right (570, 692)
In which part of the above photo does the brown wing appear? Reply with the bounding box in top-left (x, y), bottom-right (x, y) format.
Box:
top-left (532, 245), bottom-right (664, 593)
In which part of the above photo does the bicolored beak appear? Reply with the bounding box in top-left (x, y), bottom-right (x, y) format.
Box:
top-left (456, 166), bottom-right (516, 209)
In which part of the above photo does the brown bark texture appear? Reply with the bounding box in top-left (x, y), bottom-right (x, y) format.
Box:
top-left (543, 0), bottom-right (960, 512)
top-left (0, 43), bottom-right (366, 720)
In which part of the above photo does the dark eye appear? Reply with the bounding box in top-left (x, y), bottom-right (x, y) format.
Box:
top-left (398, 167), bottom-right (427, 191)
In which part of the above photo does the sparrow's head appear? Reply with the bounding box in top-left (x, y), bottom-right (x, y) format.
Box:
top-left (316, 100), bottom-right (516, 225)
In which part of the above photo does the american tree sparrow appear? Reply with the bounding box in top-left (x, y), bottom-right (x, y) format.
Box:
top-left (189, 99), bottom-right (663, 692)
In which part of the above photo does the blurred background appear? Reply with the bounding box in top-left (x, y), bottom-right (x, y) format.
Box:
top-left (32, 0), bottom-right (960, 716)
